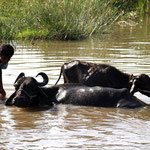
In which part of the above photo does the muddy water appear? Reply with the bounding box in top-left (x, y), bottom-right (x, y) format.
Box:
top-left (1, 16), bottom-right (150, 149)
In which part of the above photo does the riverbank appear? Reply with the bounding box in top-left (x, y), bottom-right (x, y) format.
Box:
top-left (0, 0), bottom-right (148, 41)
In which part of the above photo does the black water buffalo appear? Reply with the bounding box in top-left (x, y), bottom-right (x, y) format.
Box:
top-left (5, 72), bottom-right (148, 109)
top-left (55, 60), bottom-right (150, 97)
top-left (5, 72), bottom-right (52, 107)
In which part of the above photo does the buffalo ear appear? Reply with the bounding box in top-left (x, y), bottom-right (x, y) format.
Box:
top-left (5, 92), bottom-right (16, 106)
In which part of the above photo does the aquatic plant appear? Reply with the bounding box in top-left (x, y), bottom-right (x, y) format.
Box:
top-left (113, 0), bottom-right (149, 12)
top-left (0, 0), bottom-right (121, 40)
top-left (137, 0), bottom-right (149, 12)
top-left (0, 0), bottom-right (148, 40)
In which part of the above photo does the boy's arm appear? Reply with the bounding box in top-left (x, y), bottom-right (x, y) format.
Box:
top-left (0, 69), bottom-right (6, 98)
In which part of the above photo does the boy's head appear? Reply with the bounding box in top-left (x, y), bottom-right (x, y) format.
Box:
top-left (0, 44), bottom-right (14, 64)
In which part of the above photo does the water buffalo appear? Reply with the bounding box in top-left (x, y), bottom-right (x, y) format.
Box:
top-left (5, 72), bottom-right (148, 109)
top-left (5, 72), bottom-right (52, 107)
top-left (55, 60), bottom-right (150, 97)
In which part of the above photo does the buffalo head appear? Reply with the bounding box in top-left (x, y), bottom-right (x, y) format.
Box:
top-left (5, 72), bottom-right (53, 107)
top-left (130, 74), bottom-right (150, 97)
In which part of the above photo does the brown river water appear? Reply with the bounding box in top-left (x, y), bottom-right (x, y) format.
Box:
top-left (1, 16), bottom-right (150, 149)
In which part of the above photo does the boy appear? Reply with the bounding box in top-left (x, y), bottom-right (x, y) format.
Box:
top-left (0, 44), bottom-right (14, 99)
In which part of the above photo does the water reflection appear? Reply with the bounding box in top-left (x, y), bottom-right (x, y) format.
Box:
top-left (1, 16), bottom-right (150, 149)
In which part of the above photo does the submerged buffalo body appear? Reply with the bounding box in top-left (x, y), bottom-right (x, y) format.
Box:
top-left (5, 73), bottom-right (147, 109)
top-left (51, 84), bottom-right (145, 108)
top-left (55, 60), bottom-right (150, 97)
top-left (56, 60), bottom-right (130, 88)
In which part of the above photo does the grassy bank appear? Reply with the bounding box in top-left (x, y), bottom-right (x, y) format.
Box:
top-left (0, 0), bottom-right (148, 40)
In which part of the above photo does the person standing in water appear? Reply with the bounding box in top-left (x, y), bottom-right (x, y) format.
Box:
top-left (0, 44), bottom-right (14, 99)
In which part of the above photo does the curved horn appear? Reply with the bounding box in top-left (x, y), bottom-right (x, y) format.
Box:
top-left (130, 79), bottom-right (138, 95)
top-left (55, 67), bottom-right (62, 85)
top-left (36, 72), bottom-right (49, 86)
top-left (14, 72), bottom-right (25, 84)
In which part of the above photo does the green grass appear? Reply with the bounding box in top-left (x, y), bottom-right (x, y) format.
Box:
top-left (0, 0), bottom-right (148, 40)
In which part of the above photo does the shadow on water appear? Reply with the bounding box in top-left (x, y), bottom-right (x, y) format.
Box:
top-left (1, 15), bottom-right (150, 149)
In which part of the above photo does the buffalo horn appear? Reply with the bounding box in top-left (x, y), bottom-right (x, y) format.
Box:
top-left (14, 72), bottom-right (25, 84)
top-left (36, 72), bottom-right (49, 86)
top-left (130, 79), bottom-right (137, 95)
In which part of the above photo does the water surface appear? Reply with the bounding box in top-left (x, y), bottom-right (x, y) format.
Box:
top-left (1, 16), bottom-right (150, 149)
